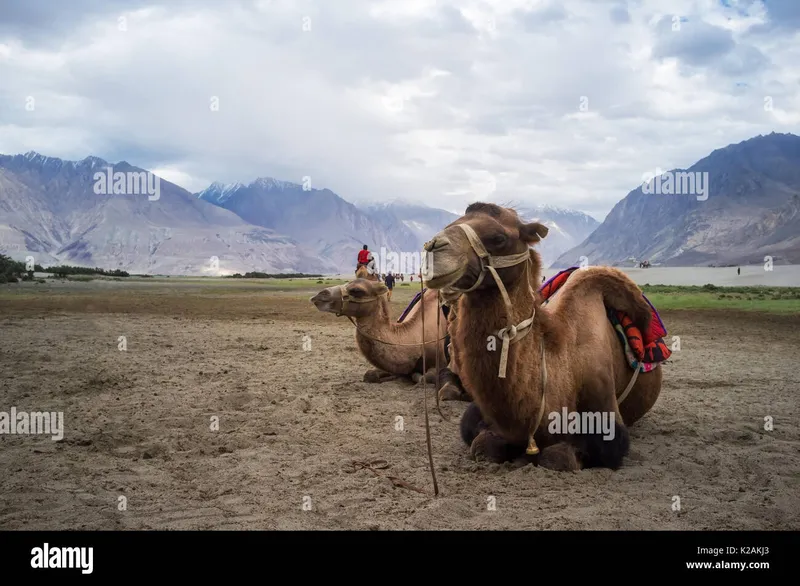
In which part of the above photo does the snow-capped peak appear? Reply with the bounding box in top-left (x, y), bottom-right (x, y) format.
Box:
top-left (251, 177), bottom-right (297, 191)
top-left (196, 181), bottom-right (244, 204)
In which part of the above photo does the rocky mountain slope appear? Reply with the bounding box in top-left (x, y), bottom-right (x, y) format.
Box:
top-left (196, 181), bottom-right (422, 274)
top-left (512, 204), bottom-right (600, 268)
top-left (0, 152), bottom-right (332, 275)
top-left (553, 132), bottom-right (800, 268)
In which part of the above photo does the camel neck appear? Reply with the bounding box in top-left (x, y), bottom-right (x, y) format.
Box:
top-left (353, 293), bottom-right (435, 346)
top-left (455, 268), bottom-right (546, 441)
top-left (463, 269), bottom-right (541, 332)
top-left (354, 296), bottom-right (390, 330)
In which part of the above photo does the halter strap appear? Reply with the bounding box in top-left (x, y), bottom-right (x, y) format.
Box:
top-left (336, 284), bottom-right (386, 317)
top-left (440, 223), bottom-right (537, 379)
top-left (336, 285), bottom-right (449, 347)
top-left (445, 224), bottom-right (533, 295)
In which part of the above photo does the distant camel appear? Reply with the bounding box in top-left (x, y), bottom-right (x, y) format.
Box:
top-left (311, 278), bottom-right (467, 398)
top-left (355, 265), bottom-right (379, 281)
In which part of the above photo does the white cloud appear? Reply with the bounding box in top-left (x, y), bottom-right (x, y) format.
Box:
top-left (0, 0), bottom-right (798, 221)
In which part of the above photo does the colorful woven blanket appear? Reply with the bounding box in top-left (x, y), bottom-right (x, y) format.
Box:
top-left (539, 267), bottom-right (671, 372)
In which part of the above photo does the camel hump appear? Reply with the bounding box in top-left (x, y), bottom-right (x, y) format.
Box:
top-left (563, 266), bottom-right (652, 333)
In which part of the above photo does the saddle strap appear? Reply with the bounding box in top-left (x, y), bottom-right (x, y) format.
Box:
top-left (617, 364), bottom-right (642, 404)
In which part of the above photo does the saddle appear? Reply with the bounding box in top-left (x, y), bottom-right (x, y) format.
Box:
top-left (540, 267), bottom-right (671, 372)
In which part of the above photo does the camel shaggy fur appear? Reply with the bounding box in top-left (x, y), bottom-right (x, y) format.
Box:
top-left (422, 202), bottom-right (663, 471)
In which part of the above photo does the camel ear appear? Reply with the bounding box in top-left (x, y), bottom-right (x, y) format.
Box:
top-left (519, 222), bottom-right (549, 243)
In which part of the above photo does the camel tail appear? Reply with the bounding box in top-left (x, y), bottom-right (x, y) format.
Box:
top-left (570, 266), bottom-right (652, 333)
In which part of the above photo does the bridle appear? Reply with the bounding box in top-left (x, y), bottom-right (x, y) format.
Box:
top-left (424, 222), bottom-right (546, 456)
top-left (430, 223), bottom-right (540, 380)
top-left (335, 285), bottom-right (449, 347)
top-left (335, 284), bottom-right (381, 318)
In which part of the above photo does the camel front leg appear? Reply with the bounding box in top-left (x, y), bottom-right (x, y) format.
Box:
top-left (571, 374), bottom-right (631, 470)
top-left (363, 369), bottom-right (399, 383)
top-left (437, 367), bottom-right (470, 402)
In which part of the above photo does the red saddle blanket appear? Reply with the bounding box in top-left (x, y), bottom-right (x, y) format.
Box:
top-left (539, 267), bottom-right (671, 371)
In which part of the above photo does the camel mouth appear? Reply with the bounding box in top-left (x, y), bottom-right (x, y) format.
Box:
top-left (311, 299), bottom-right (339, 314)
top-left (423, 265), bottom-right (467, 290)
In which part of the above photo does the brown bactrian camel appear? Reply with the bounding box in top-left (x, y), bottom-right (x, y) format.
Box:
top-left (422, 202), bottom-right (663, 471)
top-left (355, 265), bottom-right (379, 281)
top-left (310, 278), bottom-right (468, 395)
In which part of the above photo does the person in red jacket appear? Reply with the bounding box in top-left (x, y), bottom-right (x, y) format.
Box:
top-left (357, 245), bottom-right (370, 271)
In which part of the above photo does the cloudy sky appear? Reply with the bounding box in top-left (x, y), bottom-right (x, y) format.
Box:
top-left (1, 0), bottom-right (798, 220)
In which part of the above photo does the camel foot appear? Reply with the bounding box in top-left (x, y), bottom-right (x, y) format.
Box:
top-left (437, 367), bottom-right (469, 401)
top-left (469, 429), bottom-right (523, 464)
top-left (438, 382), bottom-right (470, 402)
top-left (537, 443), bottom-right (581, 472)
top-left (411, 369), bottom-right (437, 385)
top-left (363, 369), bottom-right (398, 383)
top-left (577, 421), bottom-right (630, 470)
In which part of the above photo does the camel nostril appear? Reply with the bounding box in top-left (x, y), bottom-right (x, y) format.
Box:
top-left (311, 291), bottom-right (331, 304)
top-left (425, 236), bottom-right (450, 252)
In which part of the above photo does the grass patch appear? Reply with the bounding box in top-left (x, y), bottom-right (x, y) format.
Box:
top-left (641, 284), bottom-right (800, 312)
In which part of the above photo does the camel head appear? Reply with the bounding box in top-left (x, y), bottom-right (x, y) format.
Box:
top-left (422, 202), bottom-right (549, 293)
top-left (310, 278), bottom-right (389, 317)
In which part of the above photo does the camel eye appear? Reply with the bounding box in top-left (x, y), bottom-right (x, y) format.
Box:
top-left (349, 289), bottom-right (365, 297)
top-left (488, 233), bottom-right (507, 246)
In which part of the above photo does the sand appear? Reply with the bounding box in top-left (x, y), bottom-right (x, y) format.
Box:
top-left (0, 280), bottom-right (798, 530)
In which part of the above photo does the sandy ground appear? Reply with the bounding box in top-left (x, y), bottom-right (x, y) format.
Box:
top-left (0, 280), bottom-right (798, 530)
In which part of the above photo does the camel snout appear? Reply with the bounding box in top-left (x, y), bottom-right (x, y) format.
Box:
top-left (311, 290), bottom-right (330, 303)
top-left (310, 287), bottom-right (342, 314)
top-left (424, 235), bottom-right (450, 252)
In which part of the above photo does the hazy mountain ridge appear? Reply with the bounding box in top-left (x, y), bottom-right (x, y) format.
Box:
top-left (358, 198), bottom-right (601, 268)
top-left (362, 201), bottom-right (461, 245)
top-left (553, 132), bottom-right (800, 267)
top-left (196, 180), bottom-right (422, 273)
top-left (511, 204), bottom-right (601, 268)
top-left (0, 152), bottom-right (333, 275)
top-left (9, 133), bottom-right (793, 277)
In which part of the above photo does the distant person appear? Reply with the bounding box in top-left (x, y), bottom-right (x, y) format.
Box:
top-left (357, 245), bottom-right (370, 271)
top-left (366, 253), bottom-right (377, 276)
top-left (737, 267), bottom-right (741, 275)
top-left (384, 271), bottom-right (396, 301)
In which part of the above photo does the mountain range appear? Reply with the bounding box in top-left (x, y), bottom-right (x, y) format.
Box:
top-left (2, 132), bottom-right (796, 275)
top-left (0, 153), bottom-right (329, 275)
top-left (553, 132), bottom-right (800, 267)
top-left (0, 152), bottom-right (598, 274)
